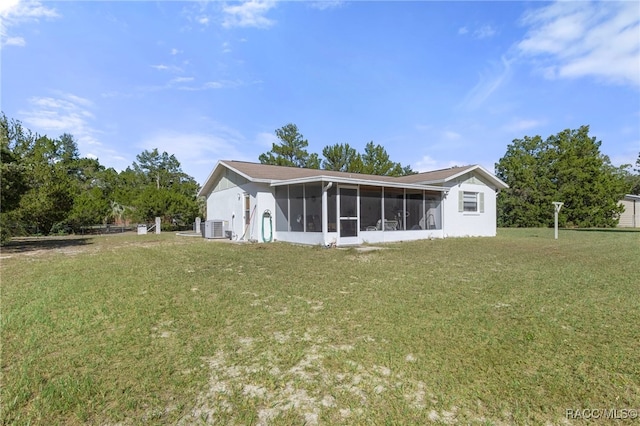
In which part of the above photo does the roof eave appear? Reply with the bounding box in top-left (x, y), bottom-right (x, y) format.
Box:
top-left (270, 175), bottom-right (446, 192)
top-left (197, 160), bottom-right (224, 197)
top-left (440, 165), bottom-right (509, 189)
top-left (198, 161), bottom-right (275, 196)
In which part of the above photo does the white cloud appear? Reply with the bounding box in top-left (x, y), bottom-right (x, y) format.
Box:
top-left (197, 15), bottom-right (210, 25)
top-left (138, 77), bottom-right (243, 93)
top-left (198, 80), bottom-right (242, 90)
top-left (0, 0), bottom-right (21, 16)
top-left (203, 81), bottom-right (225, 89)
top-left (18, 93), bottom-right (130, 171)
top-left (254, 131), bottom-right (278, 148)
top-left (171, 76), bottom-right (194, 84)
top-left (138, 128), bottom-right (252, 183)
top-left (458, 24), bottom-right (496, 39)
top-left (222, 0), bottom-right (276, 29)
top-left (170, 48), bottom-right (180, 55)
top-left (309, 1), bottom-right (344, 11)
top-left (518, 1), bottom-right (640, 88)
top-left (21, 94), bottom-right (98, 143)
top-left (459, 56), bottom-right (512, 110)
top-left (443, 130), bottom-right (461, 140)
top-left (502, 118), bottom-right (544, 133)
top-left (1, 0), bottom-right (59, 47)
top-left (413, 156), bottom-right (462, 173)
top-left (150, 64), bottom-right (183, 73)
top-left (0, 0), bottom-right (58, 19)
top-left (4, 35), bottom-right (25, 46)
top-left (474, 24), bottom-right (496, 39)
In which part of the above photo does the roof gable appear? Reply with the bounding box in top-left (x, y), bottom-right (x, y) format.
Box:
top-left (395, 165), bottom-right (508, 189)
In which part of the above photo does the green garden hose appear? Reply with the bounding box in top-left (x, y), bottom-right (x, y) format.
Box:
top-left (262, 210), bottom-right (273, 242)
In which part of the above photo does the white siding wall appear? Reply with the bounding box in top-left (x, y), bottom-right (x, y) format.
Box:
top-left (442, 174), bottom-right (498, 237)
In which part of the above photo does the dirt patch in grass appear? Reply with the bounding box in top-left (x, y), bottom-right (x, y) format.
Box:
top-left (183, 328), bottom-right (450, 425)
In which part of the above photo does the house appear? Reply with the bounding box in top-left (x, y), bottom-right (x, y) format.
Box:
top-left (619, 194), bottom-right (640, 228)
top-left (197, 160), bottom-right (508, 246)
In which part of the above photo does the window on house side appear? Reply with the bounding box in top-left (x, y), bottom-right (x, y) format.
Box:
top-left (459, 191), bottom-right (484, 213)
top-left (463, 192), bottom-right (478, 212)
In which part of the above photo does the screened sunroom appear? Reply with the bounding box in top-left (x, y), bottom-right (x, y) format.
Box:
top-left (272, 179), bottom-right (445, 246)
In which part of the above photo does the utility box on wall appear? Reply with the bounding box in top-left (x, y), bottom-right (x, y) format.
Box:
top-left (204, 220), bottom-right (229, 239)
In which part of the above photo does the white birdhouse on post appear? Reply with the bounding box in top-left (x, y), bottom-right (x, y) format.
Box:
top-left (552, 202), bottom-right (563, 240)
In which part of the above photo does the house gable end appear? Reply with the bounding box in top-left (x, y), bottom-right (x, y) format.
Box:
top-left (213, 168), bottom-right (249, 193)
top-left (459, 173), bottom-right (492, 188)
top-left (441, 168), bottom-right (506, 191)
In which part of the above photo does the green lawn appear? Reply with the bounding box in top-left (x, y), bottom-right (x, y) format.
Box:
top-left (1, 229), bottom-right (639, 425)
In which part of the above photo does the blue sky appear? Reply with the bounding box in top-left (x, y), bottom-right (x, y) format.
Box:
top-left (2, 0), bottom-right (639, 185)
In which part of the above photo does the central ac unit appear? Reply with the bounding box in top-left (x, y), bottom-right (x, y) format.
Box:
top-left (204, 220), bottom-right (228, 239)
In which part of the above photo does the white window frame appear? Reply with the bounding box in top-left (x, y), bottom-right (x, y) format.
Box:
top-left (459, 191), bottom-right (484, 213)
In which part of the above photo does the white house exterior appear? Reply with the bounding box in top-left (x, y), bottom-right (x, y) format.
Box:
top-left (197, 161), bottom-right (508, 246)
top-left (619, 194), bottom-right (640, 228)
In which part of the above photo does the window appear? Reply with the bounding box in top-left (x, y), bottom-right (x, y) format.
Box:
top-left (459, 191), bottom-right (484, 213)
top-left (463, 192), bottom-right (477, 212)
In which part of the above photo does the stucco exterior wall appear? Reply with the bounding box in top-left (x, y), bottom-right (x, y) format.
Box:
top-left (442, 173), bottom-right (498, 237)
top-left (205, 174), bottom-right (275, 240)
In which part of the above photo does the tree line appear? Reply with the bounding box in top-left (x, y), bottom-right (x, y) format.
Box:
top-left (259, 123), bottom-right (415, 176)
top-left (1, 113), bottom-right (201, 243)
top-left (263, 123), bottom-right (639, 228)
top-left (2, 116), bottom-right (638, 243)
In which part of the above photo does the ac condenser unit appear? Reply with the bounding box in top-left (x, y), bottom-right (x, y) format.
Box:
top-left (204, 220), bottom-right (228, 239)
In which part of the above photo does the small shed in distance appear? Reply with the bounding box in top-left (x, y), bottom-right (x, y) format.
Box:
top-left (619, 194), bottom-right (640, 228)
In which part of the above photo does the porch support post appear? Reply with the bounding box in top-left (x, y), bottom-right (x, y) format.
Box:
top-left (322, 181), bottom-right (332, 245)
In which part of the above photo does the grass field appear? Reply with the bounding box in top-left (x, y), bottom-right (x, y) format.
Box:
top-left (1, 228), bottom-right (639, 425)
